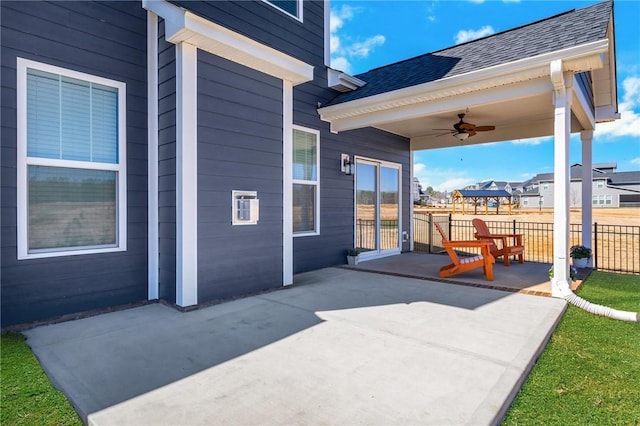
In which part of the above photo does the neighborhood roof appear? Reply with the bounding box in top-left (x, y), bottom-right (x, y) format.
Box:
top-left (609, 171), bottom-right (640, 185)
top-left (453, 190), bottom-right (512, 198)
top-left (324, 0), bottom-right (612, 107)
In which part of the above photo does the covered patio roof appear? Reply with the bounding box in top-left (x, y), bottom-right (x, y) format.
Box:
top-left (318, 0), bottom-right (619, 298)
top-left (317, 0), bottom-right (617, 151)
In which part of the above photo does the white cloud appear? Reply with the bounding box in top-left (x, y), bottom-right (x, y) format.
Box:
top-left (511, 136), bottom-right (552, 146)
top-left (348, 35), bottom-right (386, 58)
top-left (330, 4), bottom-right (353, 33)
top-left (631, 157), bottom-right (640, 165)
top-left (595, 76), bottom-right (640, 138)
top-left (455, 25), bottom-right (495, 44)
top-left (413, 163), bottom-right (475, 192)
top-left (330, 5), bottom-right (385, 73)
top-left (426, 1), bottom-right (438, 22)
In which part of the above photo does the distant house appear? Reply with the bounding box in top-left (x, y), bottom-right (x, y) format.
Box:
top-left (520, 163), bottom-right (640, 208)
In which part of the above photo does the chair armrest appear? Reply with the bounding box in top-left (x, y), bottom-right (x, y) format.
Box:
top-left (445, 240), bottom-right (493, 249)
top-left (479, 233), bottom-right (522, 244)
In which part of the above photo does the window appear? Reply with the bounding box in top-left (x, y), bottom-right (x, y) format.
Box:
top-left (17, 58), bottom-right (126, 259)
top-left (542, 183), bottom-right (549, 190)
top-left (596, 180), bottom-right (605, 188)
top-left (522, 198), bottom-right (529, 206)
top-left (292, 126), bottom-right (319, 235)
top-left (232, 191), bottom-right (259, 225)
top-left (592, 194), bottom-right (611, 206)
top-left (264, 0), bottom-right (302, 20)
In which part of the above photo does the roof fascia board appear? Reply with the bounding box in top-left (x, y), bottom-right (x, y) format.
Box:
top-left (318, 39), bottom-right (608, 122)
top-left (331, 76), bottom-right (550, 134)
top-left (142, 0), bottom-right (313, 85)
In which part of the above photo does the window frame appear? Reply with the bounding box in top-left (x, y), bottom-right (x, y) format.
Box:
top-left (262, 0), bottom-right (303, 22)
top-left (16, 58), bottom-right (127, 260)
top-left (292, 125), bottom-right (320, 237)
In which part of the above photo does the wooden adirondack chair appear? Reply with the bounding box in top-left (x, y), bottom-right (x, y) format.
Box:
top-left (472, 218), bottom-right (524, 266)
top-left (434, 223), bottom-right (495, 280)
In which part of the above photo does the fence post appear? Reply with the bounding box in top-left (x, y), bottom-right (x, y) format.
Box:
top-left (594, 222), bottom-right (598, 270)
top-left (428, 213), bottom-right (433, 253)
top-left (448, 213), bottom-right (452, 239)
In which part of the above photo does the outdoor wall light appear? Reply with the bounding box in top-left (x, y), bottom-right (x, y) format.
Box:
top-left (341, 153), bottom-right (352, 175)
top-left (453, 132), bottom-right (469, 141)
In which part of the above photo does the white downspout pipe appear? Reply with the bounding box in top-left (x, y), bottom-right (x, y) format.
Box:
top-left (581, 130), bottom-right (593, 267)
top-left (550, 61), bottom-right (638, 322)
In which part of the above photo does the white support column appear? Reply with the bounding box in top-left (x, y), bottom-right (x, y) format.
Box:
top-left (409, 150), bottom-right (415, 252)
top-left (283, 80), bottom-right (294, 286)
top-left (147, 11), bottom-right (159, 300)
top-left (581, 130), bottom-right (594, 267)
top-left (176, 42), bottom-right (198, 306)
top-left (550, 60), bottom-right (573, 297)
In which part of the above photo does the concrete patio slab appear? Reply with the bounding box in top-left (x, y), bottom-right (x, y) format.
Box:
top-left (345, 252), bottom-right (584, 296)
top-left (24, 267), bottom-right (566, 425)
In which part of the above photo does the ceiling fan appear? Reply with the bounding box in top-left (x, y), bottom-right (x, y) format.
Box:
top-left (433, 113), bottom-right (496, 140)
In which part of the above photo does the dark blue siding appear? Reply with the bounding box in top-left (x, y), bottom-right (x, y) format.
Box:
top-left (0, 1), bottom-right (148, 326)
top-left (197, 51), bottom-right (284, 302)
top-left (292, 58), bottom-right (411, 274)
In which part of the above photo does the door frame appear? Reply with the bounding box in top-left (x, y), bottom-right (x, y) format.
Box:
top-left (353, 156), bottom-right (402, 262)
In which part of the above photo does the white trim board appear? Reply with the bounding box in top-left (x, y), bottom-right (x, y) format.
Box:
top-left (147, 11), bottom-right (159, 300)
top-left (142, 0), bottom-right (313, 85)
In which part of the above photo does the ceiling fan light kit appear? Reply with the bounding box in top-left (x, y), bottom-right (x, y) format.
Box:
top-left (432, 113), bottom-right (496, 140)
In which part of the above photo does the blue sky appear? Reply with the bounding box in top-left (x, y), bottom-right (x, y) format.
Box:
top-left (330, 0), bottom-right (640, 192)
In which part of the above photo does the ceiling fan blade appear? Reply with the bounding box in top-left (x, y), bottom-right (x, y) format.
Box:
top-left (459, 123), bottom-right (476, 130)
top-left (474, 125), bottom-right (495, 131)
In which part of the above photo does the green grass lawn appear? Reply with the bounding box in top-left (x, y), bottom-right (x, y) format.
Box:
top-left (1, 332), bottom-right (81, 426)
top-left (503, 271), bottom-right (640, 425)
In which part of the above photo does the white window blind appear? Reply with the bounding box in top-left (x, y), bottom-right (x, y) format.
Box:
top-left (27, 69), bottom-right (118, 163)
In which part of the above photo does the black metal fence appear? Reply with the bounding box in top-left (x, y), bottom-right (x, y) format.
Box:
top-left (356, 219), bottom-right (400, 251)
top-left (413, 213), bottom-right (640, 274)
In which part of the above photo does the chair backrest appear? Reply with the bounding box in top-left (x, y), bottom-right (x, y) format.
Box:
top-left (434, 223), bottom-right (461, 264)
top-left (434, 222), bottom-right (449, 243)
top-left (472, 218), bottom-right (498, 251)
top-left (472, 218), bottom-right (491, 237)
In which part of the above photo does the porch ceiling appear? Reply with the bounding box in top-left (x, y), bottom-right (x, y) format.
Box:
top-left (321, 72), bottom-right (596, 152)
top-left (378, 88), bottom-right (558, 151)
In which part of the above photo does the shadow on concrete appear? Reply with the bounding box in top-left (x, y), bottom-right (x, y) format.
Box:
top-left (24, 267), bottom-right (566, 425)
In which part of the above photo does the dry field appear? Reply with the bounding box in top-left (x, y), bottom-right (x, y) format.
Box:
top-left (415, 207), bottom-right (640, 226)
top-left (414, 207), bottom-right (640, 273)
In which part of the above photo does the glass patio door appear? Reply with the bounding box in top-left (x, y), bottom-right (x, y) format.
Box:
top-left (355, 158), bottom-right (401, 260)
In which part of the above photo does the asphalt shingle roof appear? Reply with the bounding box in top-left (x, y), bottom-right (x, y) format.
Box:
top-left (325, 0), bottom-right (612, 107)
